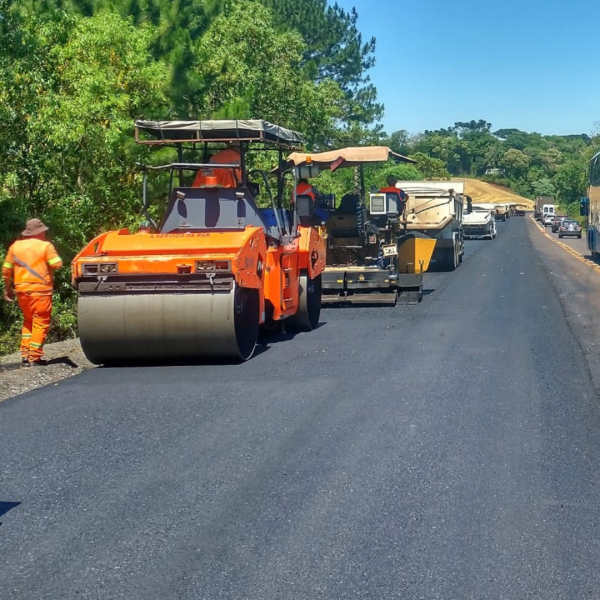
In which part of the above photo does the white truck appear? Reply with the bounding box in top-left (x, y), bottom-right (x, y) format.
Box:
top-left (542, 203), bottom-right (556, 226)
top-left (462, 204), bottom-right (497, 240)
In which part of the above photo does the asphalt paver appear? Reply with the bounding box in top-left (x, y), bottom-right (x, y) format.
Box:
top-left (2, 217), bottom-right (600, 599)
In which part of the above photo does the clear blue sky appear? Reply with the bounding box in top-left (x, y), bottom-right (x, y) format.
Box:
top-left (335, 0), bottom-right (599, 137)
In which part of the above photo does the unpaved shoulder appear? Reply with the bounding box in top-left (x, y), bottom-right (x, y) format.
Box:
top-left (0, 338), bottom-right (94, 403)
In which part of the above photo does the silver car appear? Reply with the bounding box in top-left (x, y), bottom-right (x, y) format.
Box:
top-left (558, 220), bottom-right (582, 239)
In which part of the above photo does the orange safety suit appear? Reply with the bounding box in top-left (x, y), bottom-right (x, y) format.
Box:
top-left (380, 186), bottom-right (408, 208)
top-left (380, 186), bottom-right (405, 198)
top-left (291, 182), bottom-right (321, 208)
top-left (2, 239), bottom-right (63, 361)
top-left (296, 182), bottom-right (317, 202)
top-left (193, 147), bottom-right (242, 188)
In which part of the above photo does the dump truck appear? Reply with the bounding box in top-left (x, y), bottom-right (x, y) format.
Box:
top-left (494, 203), bottom-right (509, 221)
top-left (397, 181), bottom-right (465, 271)
top-left (71, 119), bottom-right (326, 364)
top-left (279, 147), bottom-right (437, 305)
top-left (534, 195), bottom-right (554, 220)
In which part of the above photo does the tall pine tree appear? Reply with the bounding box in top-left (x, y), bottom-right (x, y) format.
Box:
top-left (258, 0), bottom-right (382, 132)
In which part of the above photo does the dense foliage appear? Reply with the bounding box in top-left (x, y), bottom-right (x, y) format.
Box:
top-left (382, 120), bottom-right (598, 212)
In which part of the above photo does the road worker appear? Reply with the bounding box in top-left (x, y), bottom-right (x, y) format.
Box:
top-left (2, 219), bottom-right (63, 367)
top-left (380, 175), bottom-right (408, 214)
top-left (293, 179), bottom-right (329, 223)
top-left (380, 175), bottom-right (408, 200)
top-left (295, 178), bottom-right (320, 203)
top-left (193, 143), bottom-right (242, 188)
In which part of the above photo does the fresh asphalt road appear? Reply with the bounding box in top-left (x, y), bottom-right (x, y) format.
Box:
top-left (3, 217), bottom-right (600, 599)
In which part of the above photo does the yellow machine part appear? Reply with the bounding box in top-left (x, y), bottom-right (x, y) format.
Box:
top-left (397, 237), bottom-right (437, 274)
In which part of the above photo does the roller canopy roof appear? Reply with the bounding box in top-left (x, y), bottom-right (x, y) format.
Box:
top-left (135, 119), bottom-right (304, 147)
top-left (281, 146), bottom-right (416, 171)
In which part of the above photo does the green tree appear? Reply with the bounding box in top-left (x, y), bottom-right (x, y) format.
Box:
top-left (531, 177), bottom-right (556, 198)
top-left (194, 0), bottom-right (343, 145)
top-left (30, 0), bottom-right (221, 115)
top-left (499, 148), bottom-right (530, 179)
top-left (364, 164), bottom-right (423, 190)
top-left (386, 129), bottom-right (410, 156)
top-left (409, 153), bottom-right (450, 179)
top-left (553, 160), bottom-right (587, 206)
top-left (413, 134), bottom-right (462, 174)
top-left (403, 119), bottom-right (593, 199)
top-left (258, 0), bottom-right (382, 132)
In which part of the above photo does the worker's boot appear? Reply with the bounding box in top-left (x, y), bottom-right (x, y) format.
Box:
top-left (28, 359), bottom-right (48, 367)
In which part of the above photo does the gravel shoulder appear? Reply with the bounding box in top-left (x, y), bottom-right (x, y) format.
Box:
top-left (0, 338), bottom-right (94, 403)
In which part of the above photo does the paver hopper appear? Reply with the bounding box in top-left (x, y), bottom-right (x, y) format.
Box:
top-left (279, 147), bottom-right (437, 305)
top-left (71, 120), bottom-right (326, 364)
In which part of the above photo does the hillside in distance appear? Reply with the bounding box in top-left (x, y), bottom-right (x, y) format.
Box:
top-left (452, 178), bottom-right (535, 210)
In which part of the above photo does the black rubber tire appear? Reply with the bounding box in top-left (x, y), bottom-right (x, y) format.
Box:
top-left (442, 245), bottom-right (458, 272)
top-left (259, 301), bottom-right (283, 335)
top-left (234, 287), bottom-right (260, 361)
top-left (288, 271), bottom-right (322, 331)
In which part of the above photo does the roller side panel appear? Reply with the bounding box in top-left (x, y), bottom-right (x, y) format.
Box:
top-left (297, 226), bottom-right (326, 279)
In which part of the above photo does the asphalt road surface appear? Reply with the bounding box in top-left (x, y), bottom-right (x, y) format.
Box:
top-left (3, 216), bottom-right (600, 599)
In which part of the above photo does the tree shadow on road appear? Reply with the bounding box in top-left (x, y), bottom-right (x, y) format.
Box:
top-left (0, 501), bottom-right (21, 527)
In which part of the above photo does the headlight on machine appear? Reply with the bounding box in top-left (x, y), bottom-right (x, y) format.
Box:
top-left (83, 263), bottom-right (118, 275)
top-left (100, 263), bottom-right (118, 274)
top-left (83, 264), bottom-right (98, 275)
top-left (195, 260), bottom-right (231, 273)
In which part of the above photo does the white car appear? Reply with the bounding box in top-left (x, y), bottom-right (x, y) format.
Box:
top-left (543, 214), bottom-right (555, 226)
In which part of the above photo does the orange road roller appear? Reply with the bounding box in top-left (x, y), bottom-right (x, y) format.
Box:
top-left (71, 120), bottom-right (326, 364)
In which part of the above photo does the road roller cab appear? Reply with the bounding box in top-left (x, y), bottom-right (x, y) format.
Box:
top-left (71, 120), bottom-right (326, 364)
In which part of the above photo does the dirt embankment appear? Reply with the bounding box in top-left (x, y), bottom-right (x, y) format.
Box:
top-left (0, 338), bottom-right (94, 403)
top-left (452, 178), bottom-right (535, 209)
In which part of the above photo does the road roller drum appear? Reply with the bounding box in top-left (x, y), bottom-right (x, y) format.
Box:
top-left (78, 286), bottom-right (260, 364)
